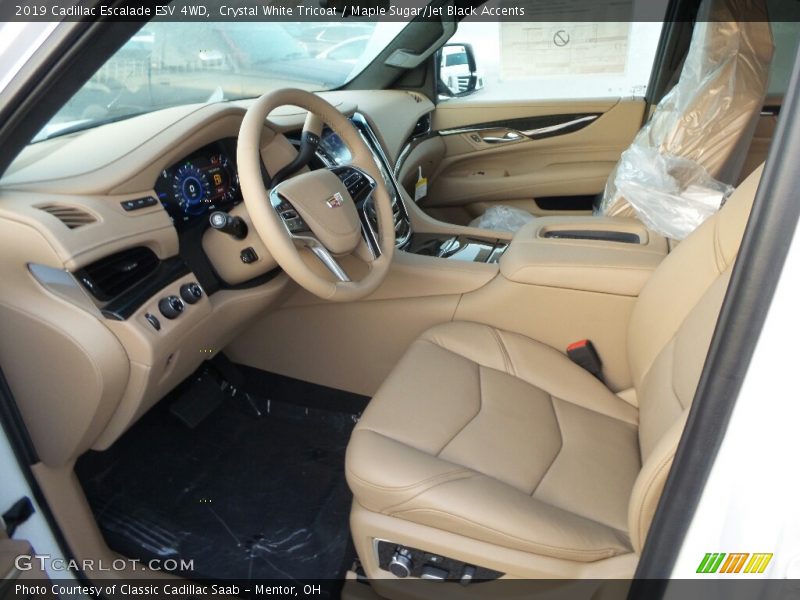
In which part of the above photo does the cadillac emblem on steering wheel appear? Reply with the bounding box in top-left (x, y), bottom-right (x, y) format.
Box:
top-left (326, 192), bottom-right (344, 208)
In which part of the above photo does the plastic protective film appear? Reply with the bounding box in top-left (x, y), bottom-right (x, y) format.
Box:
top-left (598, 0), bottom-right (773, 239)
top-left (470, 204), bottom-right (536, 232)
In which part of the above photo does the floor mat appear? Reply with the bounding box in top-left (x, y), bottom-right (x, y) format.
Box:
top-left (76, 368), bottom-right (369, 584)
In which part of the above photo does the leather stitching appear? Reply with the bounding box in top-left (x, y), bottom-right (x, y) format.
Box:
top-left (529, 395), bottom-right (565, 496)
top-left (380, 472), bottom-right (482, 513)
top-left (390, 507), bottom-right (623, 561)
top-left (492, 328), bottom-right (516, 377)
top-left (345, 461), bottom-right (474, 493)
top-left (436, 363), bottom-right (483, 457)
top-left (423, 332), bottom-right (636, 426)
top-left (668, 339), bottom-right (690, 411)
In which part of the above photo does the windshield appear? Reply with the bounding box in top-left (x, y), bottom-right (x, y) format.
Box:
top-left (37, 21), bottom-right (407, 141)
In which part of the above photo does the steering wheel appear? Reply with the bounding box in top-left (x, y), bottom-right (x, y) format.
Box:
top-left (237, 89), bottom-right (395, 301)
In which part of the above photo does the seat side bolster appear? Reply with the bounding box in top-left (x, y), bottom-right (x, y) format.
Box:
top-left (628, 413), bottom-right (687, 553)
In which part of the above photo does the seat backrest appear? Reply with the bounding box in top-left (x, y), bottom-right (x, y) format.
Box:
top-left (600, 0), bottom-right (773, 219)
top-left (625, 163), bottom-right (763, 552)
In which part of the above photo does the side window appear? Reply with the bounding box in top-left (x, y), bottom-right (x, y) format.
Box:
top-left (766, 15), bottom-right (800, 99)
top-left (442, 2), bottom-right (669, 102)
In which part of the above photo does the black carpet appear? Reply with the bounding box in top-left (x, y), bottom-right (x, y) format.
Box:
top-left (75, 368), bottom-right (369, 584)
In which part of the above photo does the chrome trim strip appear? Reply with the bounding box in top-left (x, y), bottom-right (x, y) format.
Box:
top-left (350, 113), bottom-right (413, 248)
top-left (394, 131), bottom-right (437, 178)
top-left (439, 114), bottom-right (600, 139)
top-left (28, 263), bottom-right (102, 316)
top-left (518, 114), bottom-right (599, 137)
top-left (310, 245), bottom-right (350, 282)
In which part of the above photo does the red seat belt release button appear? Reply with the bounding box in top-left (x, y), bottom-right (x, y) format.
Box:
top-left (566, 339), bottom-right (604, 381)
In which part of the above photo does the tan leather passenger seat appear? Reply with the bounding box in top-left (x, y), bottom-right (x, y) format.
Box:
top-left (345, 164), bottom-right (764, 578)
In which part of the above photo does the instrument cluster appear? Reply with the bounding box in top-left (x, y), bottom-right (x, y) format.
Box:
top-left (154, 138), bottom-right (241, 230)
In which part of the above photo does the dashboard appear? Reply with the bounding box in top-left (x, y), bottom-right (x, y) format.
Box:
top-left (154, 138), bottom-right (241, 230)
top-left (0, 91), bottom-right (436, 456)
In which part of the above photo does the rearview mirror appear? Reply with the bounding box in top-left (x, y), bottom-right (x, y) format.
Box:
top-left (437, 43), bottom-right (483, 97)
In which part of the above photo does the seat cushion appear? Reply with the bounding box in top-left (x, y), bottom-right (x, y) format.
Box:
top-left (345, 322), bottom-right (641, 562)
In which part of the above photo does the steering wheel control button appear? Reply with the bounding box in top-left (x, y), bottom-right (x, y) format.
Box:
top-left (286, 217), bottom-right (310, 233)
top-left (121, 196), bottom-right (158, 212)
top-left (180, 282), bottom-right (203, 304)
top-left (240, 247), bottom-right (259, 264)
top-left (388, 548), bottom-right (413, 578)
top-left (209, 211), bottom-right (248, 239)
top-left (335, 168), bottom-right (372, 200)
top-left (144, 313), bottom-right (161, 331)
top-left (276, 203), bottom-right (310, 234)
top-left (158, 295), bottom-right (184, 319)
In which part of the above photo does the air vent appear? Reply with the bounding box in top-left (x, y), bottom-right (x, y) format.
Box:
top-left (75, 246), bottom-right (159, 302)
top-left (36, 203), bottom-right (97, 229)
top-left (411, 113), bottom-right (432, 138)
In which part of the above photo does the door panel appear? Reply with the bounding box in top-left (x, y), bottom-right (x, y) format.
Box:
top-left (415, 99), bottom-right (645, 224)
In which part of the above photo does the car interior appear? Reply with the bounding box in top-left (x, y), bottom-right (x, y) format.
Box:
top-left (0, 0), bottom-right (798, 598)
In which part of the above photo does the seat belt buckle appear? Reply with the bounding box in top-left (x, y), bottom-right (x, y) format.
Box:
top-left (566, 339), bottom-right (604, 381)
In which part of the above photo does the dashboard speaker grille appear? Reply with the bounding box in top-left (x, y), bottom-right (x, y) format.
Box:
top-left (36, 203), bottom-right (97, 229)
top-left (75, 246), bottom-right (159, 302)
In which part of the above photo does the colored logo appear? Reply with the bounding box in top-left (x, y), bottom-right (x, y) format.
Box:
top-left (326, 192), bottom-right (344, 208)
top-left (696, 553), bottom-right (773, 574)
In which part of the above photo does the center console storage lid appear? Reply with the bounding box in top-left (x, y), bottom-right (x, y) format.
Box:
top-left (500, 216), bottom-right (668, 296)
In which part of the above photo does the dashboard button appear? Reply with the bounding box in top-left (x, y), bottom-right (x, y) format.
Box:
top-left (180, 282), bottom-right (203, 304)
top-left (121, 197), bottom-right (158, 212)
top-left (240, 248), bottom-right (258, 264)
top-left (158, 295), bottom-right (184, 319)
top-left (144, 312), bottom-right (161, 331)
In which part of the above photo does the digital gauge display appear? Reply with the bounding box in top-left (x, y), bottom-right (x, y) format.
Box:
top-left (319, 130), bottom-right (352, 165)
top-left (154, 139), bottom-right (241, 229)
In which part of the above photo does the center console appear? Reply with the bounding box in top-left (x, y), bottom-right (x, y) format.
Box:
top-left (315, 112), bottom-right (664, 285)
top-left (314, 113), bottom-right (511, 268)
top-left (499, 215), bottom-right (668, 296)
